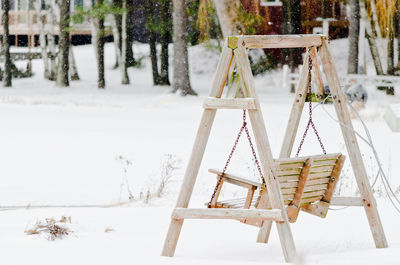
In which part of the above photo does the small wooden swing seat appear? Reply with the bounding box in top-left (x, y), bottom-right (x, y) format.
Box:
top-left (207, 153), bottom-right (346, 224)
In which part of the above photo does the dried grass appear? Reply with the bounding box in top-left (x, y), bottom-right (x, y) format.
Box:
top-left (25, 216), bottom-right (72, 240)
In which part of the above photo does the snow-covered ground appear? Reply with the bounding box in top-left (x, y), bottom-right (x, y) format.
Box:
top-left (0, 39), bottom-right (399, 264)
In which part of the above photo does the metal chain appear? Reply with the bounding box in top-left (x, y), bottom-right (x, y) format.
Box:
top-left (295, 51), bottom-right (327, 157)
top-left (208, 110), bottom-right (266, 207)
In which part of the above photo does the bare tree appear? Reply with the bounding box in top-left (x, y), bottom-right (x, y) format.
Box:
top-left (93, 0), bottom-right (105, 88)
top-left (159, 0), bottom-right (171, 85)
top-left (347, 0), bottom-right (360, 74)
top-left (56, 0), bottom-right (70, 87)
top-left (172, 0), bottom-right (196, 95)
top-left (212, 0), bottom-right (234, 39)
top-left (47, 1), bottom-right (57, 80)
top-left (121, 0), bottom-right (129, 84)
top-left (35, 0), bottom-right (49, 79)
top-left (2, 0), bottom-right (12, 87)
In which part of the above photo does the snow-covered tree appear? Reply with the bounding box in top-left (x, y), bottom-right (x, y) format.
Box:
top-left (2, 0), bottom-right (12, 87)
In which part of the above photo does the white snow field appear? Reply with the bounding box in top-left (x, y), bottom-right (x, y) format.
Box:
top-left (1, 39), bottom-right (400, 265)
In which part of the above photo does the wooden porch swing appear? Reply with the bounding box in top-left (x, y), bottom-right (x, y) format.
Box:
top-left (206, 54), bottom-right (345, 226)
top-left (162, 35), bottom-right (388, 263)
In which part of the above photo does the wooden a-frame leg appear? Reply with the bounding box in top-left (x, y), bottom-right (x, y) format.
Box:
top-left (162, 43), bottom-right (234, 257)
top-left (310, 46), bottom-right (325, 99)
top-left (234, 42), bottom-right (296, 262)
top-left (319, 38), bottom-right (388, 248)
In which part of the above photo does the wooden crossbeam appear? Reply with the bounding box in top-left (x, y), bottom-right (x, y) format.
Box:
top-left (330, 196), bottom-right (363, 206)
top-left (203, 97), bottom-right (257, 109)
top-left (228, 34), bottom-right (323, 49)
top-left (172, 208), bottom-right (284, 221)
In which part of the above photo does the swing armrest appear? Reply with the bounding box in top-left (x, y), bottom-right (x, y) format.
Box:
top-left (208, 169), bottom-right (262, 189)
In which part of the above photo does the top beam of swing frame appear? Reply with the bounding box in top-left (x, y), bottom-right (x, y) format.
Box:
top-left (228, 34), bottom-right (323, 49)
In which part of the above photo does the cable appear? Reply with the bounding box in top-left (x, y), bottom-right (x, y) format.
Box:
top-left (311, 90), bottom-right (400, 214)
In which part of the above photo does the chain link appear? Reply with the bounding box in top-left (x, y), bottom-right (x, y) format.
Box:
top-left (208, 110), bottom-right (266, 208)
top-left (295, 50), bottom-right (327, 157)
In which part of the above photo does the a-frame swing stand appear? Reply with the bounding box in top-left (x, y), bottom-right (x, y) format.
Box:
top-left (162, 35), bottom-right (388, 262)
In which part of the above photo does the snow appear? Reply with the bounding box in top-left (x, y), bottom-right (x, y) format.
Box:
top-left (0, 39), bottom-right (400, 264)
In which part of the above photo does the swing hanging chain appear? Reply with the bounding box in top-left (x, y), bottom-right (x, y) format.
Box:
top-left (295, 51), bottom-right (327, 157)
top-left (208, 110), bottom-right (266, 208)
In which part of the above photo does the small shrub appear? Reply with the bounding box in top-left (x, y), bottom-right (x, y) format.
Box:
top-left (25, 216), bottom-right (72, 241)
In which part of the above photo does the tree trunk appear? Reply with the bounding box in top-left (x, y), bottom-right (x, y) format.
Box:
top-left (126, 0), bottom-right (135, 67)
top-left (56, 0), bottom-right (70, 87)
top-left (145, 0), bottom-right (160, 85)
top-left (121, 0), bottom-right (130, 84)
top-left (47, 1), bottom-right (57, 81)
top-left (282, 0), bottom-right (302, 92)
top-left (159, 0), bottom-right (171, 85)
top-left (35, 0), bottom-right (49, 79)
top-left (149, 31), bottom-right (159, 85)
top-left (94, 0), bottom-right (105, 88)
top-left (69, 47), bottom-right (80, 80)
top-left (347, 0), bottom-right (359, 74)
top-left (113, 0), bottom-right (122, 69)
top-left (2, 0), bottom-right (12, 87)
top-left (212, 0), bottom-right (234, 39)
top-left (172, 0), bottom-right (196, 95)
top-left (361, 3), bottom-right (384, 76)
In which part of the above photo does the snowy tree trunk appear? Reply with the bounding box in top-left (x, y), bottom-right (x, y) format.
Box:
top-left (145, 0), bottom-right (160, 85)
top-left (172, 0), bottom-right (196, 95)
top-left (347, 0), bottom-right (359, 74)
top-left (159, 0), bottom-right (170, 86)
top-left (47, 1), bottom-right (57, 81)
top-left (2, 0), bottom-right (12, 87)
top-left (94, 0), bottom-right (105, 89)
top-left (35, 0), bottom-right (49, 79)
top-left (125, 0), bottom-right (135, 67)
top-left (121, 0), bottom-right (129, 84)
top-left (212, 0), bottom-right (234, 39)
top-left (69, 47), bottom-right (80, 80)
top-left (56, 0), bottom-right (70, 87)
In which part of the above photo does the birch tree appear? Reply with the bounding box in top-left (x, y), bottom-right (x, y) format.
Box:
top-left (93, 0), bottom-right (105, 88)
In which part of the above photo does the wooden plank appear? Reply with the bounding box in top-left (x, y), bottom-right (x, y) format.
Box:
top-left (287, 159), bottom-right (312, 222)
top-left (319, 38), bottom-right (388, 248)
top-left (308, 171), bottom-right (331, 179)
top-left (279, 50), bottom-right (311, 158)
top-left (306, 177), bottom-right (330, 185)
top-left (313, 159), bottom-right (337, 166)
top-left (234, 41), bottom-right (296, 262)
top-left (280, 181), bottom-right (299, 188)
top-left (276, 153), bottom-right (341, 164)
top-left (208, 169), bottom-right (262, 188)
top-left (162, 42), bottom-right (234, 257)
top-left (300, 196), bottom-right (323, 204)
top-left (310, 46), bottom-right (325, 99)
top-left (310, 165), bottom-right (334, 173)
top-left (172, 208), bottom-right (284, 221)
top-left (330, 196), bottom-right (363, 206)
top-left (244, 187), bottom-right (256, 209)
top-left (277, 162), bottom-right (305, 170)
top-left (282, 184), bottom-right (328, 194)
top-left (229, 34), bottom-right (322, 49)
top-left (209, 179), bottom-right (224, 207)
top-left (277, 168), bottom-right (302, 175)
top-left (203, 97), bottom-right (257, 109)
top-left (278, 175), bottom-right (301, 182)
top-left (301, 190), bottom-right (326, 198)
top-left (322, 155), bottom-right (345, 202)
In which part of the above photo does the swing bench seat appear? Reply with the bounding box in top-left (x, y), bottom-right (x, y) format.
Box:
top-left (207, 153), bottom-right (346, 224)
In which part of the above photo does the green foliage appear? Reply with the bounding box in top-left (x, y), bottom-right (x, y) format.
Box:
top-left (71, 2), bottom-right (124, 24)
top-left (235, 4), bottom-right (265, 35)
top-left (195, 0), bottom-right (222, 43)
top-left (187, 0), bottom-right (201, 45)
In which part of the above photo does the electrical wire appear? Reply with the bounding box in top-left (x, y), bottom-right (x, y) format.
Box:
top-left (311, 90), bottom-right (400, 214)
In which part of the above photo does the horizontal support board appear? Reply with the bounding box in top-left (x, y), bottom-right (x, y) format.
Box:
top-left (228, 34), bottom-right (323, 49)
top-left (330, 196), bottom-right (363, 206)
top-left (172, 208), bottom-right (284, 221)
top-left (276, 153), bottom-right (341, 164)
top-left (203, 97), bottom-right (257, 110)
